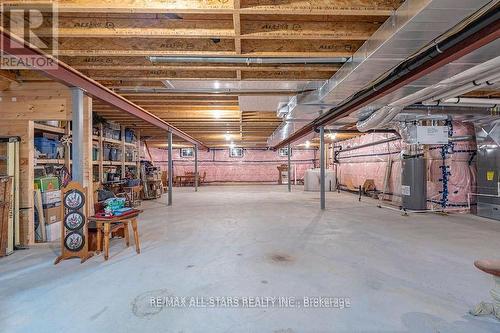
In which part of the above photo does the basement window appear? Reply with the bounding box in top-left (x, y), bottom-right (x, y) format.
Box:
top-left (279, 148), bottom-right (292, 157)
top-left (180, 148), bottom-right (194, 158)
top-left (229, 148), bottom-right (244, 158)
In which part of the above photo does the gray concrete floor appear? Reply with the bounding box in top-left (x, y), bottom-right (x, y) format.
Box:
top-left (1, 185), bottom-right (500, 333)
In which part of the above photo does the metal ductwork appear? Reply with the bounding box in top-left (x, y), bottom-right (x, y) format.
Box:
top-left (268, 0), bottom-right (498, 147)
top-left (148, 56), bottom-right (348, 65)
top-left (356, 56), bottom-right (500, 131)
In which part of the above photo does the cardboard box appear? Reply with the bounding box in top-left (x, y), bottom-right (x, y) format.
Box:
top-left (41, 190), bottom-right (61, 205)
top-left (45, 221), bottom-right (61, 241)
top-left (34, 177), bottom-right (60, 192)
top-left (43, 206), bottom-right (62, 225)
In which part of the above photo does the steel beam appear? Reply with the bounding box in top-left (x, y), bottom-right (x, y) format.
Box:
top-left (194, 145), bottom-right (198, 192)
top-left (168, 131), bottom-right (173, 206)
top-left (320, 126), bottom-right (326, 210)
top-left (287, 144), bottom-right (291, 192)
top-left (71, 88), bottom-right (84, 183)
top-left (0, 28), bottom-right (207, 150)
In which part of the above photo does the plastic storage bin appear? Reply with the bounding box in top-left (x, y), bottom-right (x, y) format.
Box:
top-left (92, 147), bottom-right (99, 161)
top-left (125, 129), bottom-right (135, 143)
top-left (127, 179), bottom-right (141, 187)
top-left (125, 149), bottom-right (134, 162)
top-left (112, 130), bottom-right (121, 141)
top-left (103, 127), bottom-right (114, 139)
top-left (109, 148), bottom-right (117, 161)
top-left (103, 146), bottom-right (111, 161)
top-left (34, 137), bottom-right (60, 159)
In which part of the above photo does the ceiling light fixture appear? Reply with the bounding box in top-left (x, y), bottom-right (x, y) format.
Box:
top-left (213, 110), bottom-right (222, 119)
top-left (305, 140), bottom-right (311, 148)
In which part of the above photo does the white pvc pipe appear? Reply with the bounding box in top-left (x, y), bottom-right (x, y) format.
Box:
top-left (424, 97), bottom-right (500, 107)
top-left (357, 60), bottom-right (500, 131)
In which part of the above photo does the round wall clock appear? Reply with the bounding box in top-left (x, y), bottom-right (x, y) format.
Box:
top-left (63, 189), bottom-right (85, 210)
top-left (64, 211), bottom-right (85, 231)
top-left (64, 231), bottom-right (85, 252)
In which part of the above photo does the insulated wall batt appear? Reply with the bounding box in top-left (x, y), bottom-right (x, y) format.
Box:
top-left (335, 121), bottom-right (476, 209)
top-left (149, 148), bottom-right (317, 183)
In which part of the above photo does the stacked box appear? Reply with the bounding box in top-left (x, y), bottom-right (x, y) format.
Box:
top-left (45, 221), bottom-right (61, 241)
top-left (41, 189), bottom-right (62, 225)
top-left (34, 176), bottom-right (60, 192)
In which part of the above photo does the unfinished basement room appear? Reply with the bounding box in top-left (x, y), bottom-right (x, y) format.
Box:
top-left (1, 0), bottom-right (500, 332)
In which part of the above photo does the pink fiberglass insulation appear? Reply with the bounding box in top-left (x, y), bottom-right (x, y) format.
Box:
top-left (426, 121), bottom-right (477, 208)
top-left (335, 121), bottom-right (477, 210)
top-left (148, 148), bottom-right (317, 183)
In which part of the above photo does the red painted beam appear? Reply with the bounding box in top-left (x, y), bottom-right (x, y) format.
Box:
top-left (0, 28), bottom-right (207, 150)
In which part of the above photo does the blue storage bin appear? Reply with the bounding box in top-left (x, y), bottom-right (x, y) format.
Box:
top-left (125, 129), bottom-right (135, 143)
top-left (109, 148), bottom-right (117, 161)
top-left (103, 146), bottom-right (111, 160)
top-left (127, 179), bottom-right (140, 187)
top-left (34, 137), bottom-right (59, 159)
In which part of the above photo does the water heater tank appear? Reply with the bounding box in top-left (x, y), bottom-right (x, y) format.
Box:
top-left (401, 157), bottom-right (427, 211)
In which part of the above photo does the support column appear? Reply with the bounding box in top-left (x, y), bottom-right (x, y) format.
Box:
top-left (167, 131), bottom-right (173, 206)
top-left (71, 88), bottom-right (84, 183)
top-left (287, 144), bottom-right (291, 192)
top-left (320, 126), bottom-right (325, 210)
top-left (194, 144), bottom-right (198, 192)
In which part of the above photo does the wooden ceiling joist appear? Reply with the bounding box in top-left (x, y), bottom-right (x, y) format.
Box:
top-left (5, 0), bottom-right (406, 147)
top-left (49, 0), bottom-right (402, 16)
top-left (0, 28), bottom-right (208, 149)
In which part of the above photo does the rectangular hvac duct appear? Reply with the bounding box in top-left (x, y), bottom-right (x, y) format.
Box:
top-left (267, 0), bottom-right (494, 147)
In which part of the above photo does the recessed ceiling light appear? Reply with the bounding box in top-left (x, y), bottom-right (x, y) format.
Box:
top-left (213, 110), bottom-right (222, 119)
top-left (225, 134), bottom-right (231, 141)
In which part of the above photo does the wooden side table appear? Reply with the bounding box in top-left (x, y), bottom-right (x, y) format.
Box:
top-left (88, 210), bottom-right (142, 260)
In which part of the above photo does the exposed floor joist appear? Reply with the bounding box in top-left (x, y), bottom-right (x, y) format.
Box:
top-left (14, 0), bottom-right (405, 146)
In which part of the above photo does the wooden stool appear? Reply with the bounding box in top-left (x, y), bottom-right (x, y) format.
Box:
top-left (470, 259), bottom-right (500, 320)
top-left (89, 210), bottom-right (142, 261)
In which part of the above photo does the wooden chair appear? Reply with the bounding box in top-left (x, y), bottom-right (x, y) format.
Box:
top-left (161, 171), bottom-right (168, 191)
